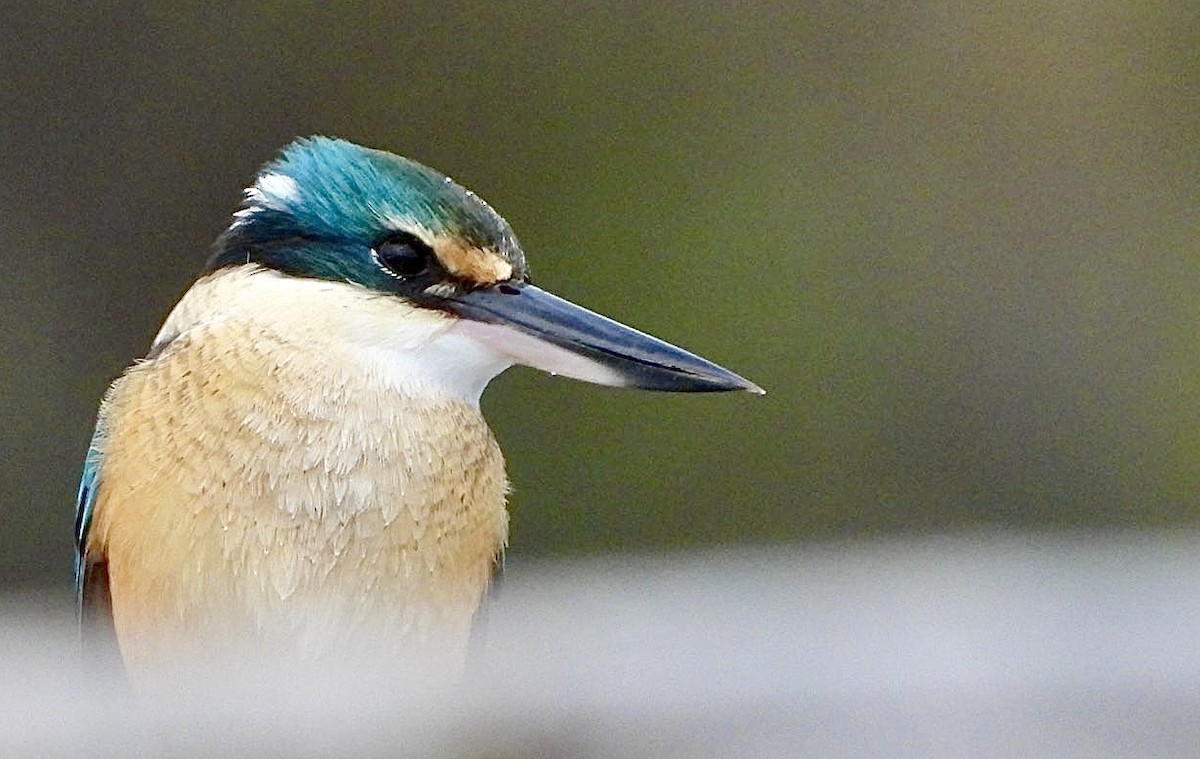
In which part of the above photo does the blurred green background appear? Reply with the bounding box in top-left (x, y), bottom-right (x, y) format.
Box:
top-left (2, 1), bottom-right (1198, 588)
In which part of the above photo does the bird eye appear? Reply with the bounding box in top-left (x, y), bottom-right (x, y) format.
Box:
top-left (374, 234), bottom-right (434, 278)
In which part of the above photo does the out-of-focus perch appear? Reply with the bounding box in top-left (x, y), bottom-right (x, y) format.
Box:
top-left (3, 532), bottom-right (1199, 757)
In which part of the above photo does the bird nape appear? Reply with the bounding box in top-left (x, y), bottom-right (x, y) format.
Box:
top-left (74, 136), bottom-right (761, 688)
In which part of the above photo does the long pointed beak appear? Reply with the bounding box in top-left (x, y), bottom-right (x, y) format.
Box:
top-left (442, 282), bottom-right (763, 393)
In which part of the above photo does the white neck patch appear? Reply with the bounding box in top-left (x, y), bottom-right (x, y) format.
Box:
top-left (155, 267), bottom-right (515, 408)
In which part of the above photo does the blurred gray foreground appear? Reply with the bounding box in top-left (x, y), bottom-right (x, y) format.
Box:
top-left (2, 531), bottom-right (1198, 758)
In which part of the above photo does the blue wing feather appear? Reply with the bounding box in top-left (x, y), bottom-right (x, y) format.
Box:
top-left (74, 407), bottom-right (124, 669)
top-left (73, 418), bottom-right (106, 595)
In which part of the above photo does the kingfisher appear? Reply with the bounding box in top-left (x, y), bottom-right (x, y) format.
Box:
top-left (74, 137), bottom-right (760, 682)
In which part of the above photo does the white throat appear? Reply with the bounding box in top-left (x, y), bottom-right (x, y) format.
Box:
top-left (154, 266), bottom-right (516, 407)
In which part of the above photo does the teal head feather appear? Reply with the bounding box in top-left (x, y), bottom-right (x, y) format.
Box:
top-left (207, 137), bottom-right (527, 291)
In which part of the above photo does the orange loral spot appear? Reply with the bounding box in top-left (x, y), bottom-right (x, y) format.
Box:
top-left (432, 237), bottom-right (513, 287)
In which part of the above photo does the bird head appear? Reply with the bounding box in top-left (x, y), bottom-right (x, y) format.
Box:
top-left (206, 137), bottom-right (761, 400)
